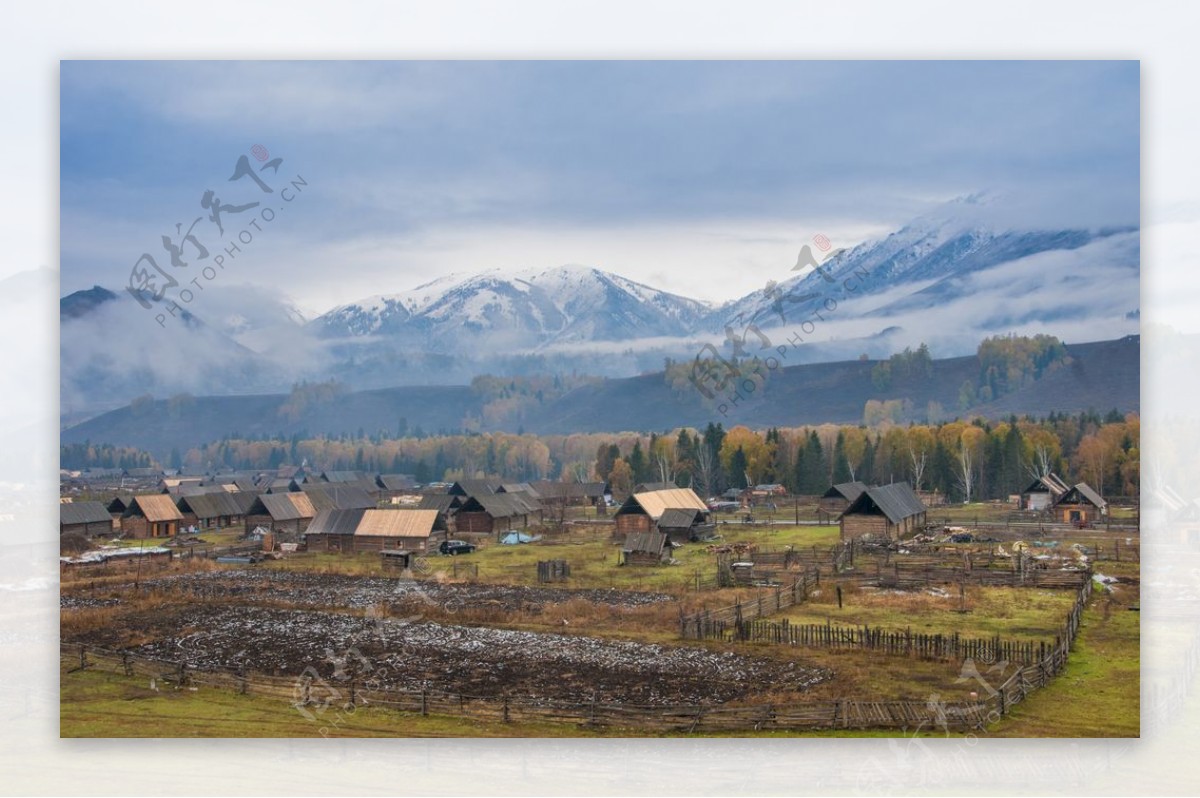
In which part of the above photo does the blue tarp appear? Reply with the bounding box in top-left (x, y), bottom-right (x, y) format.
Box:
top-left (500, 531), bottom-right (540, 545)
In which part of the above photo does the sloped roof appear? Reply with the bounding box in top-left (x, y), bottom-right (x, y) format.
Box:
top-left (356, 509), bottom-right (438, 538)
top-left (418, 494), bottom-right (462, 513)
top-left (460, 493), bottom-right (532, 518)
top-left (177, 491), bottom-right (244, 519)
top-left (623, 530), bottom-right (669, 555)
top-left (449, 479), bottom-right (501, 497)
top-left (1023, 473), bottom-right (1070, 496)
top-left (624, 488), bottom-right (708, 520)
top-left (228, 491), bottom-right (261, 515)
top-left (319, 470), bottom-right (366, 483)
top-left (305, 507), bottom-right (367, 536)
top-left (253, 492), bottom-right (316, 521)
top-left (303, 484), bottom-right (375, 512)
top-left (306, 508), bottom-right (439, 538)
top-left (499, 482), bottom-right (540, 498)
top-left (634, 482), bottom-right (678, 493)
top-left (658, 508), bottom-right (702, 529)
top-left (531, 481), bottom-right (607, 500)
top-left (60, 501), bottom-right (114, 526)
top-left (377, 474), bottom-right (417, 491)
top-left (1060, 483), bottom-right (1107, 509)
top-left (126, 494), bottom-right (184, 522)
top-left (841, 482), bottom-right (926, 524)
top-left (823, 481), bottom-right (868, 502)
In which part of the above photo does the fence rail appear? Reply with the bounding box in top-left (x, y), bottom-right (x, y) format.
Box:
top-left (61, 643), bottom-right (992, 733)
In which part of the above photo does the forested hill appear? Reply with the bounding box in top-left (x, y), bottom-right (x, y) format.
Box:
top-left (61, 335), bottom-right (1139, 458)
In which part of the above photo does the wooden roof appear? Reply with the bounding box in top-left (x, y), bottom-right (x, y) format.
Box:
top-left (306, 508), bottom-right (438, 538)
top-left (823, 481), bottom-right (868, 502)
top-left (840, 482), bottom-right (926, 524)
top-left (126, 494), bottom-right (184, 522)
top-left (252, 492), bottom-right (316, 521)
top-left (60, 501), bottom-right (114, 526)
top-left (622, 530), bottom-right (669, 555)
top-left (657, 508), bottom-right (703, 529)
top-left (622, 488), bottom-right (708, 521)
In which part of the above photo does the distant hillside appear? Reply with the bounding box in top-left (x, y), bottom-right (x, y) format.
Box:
top-left (61, 336), bottom-right (1139, 458)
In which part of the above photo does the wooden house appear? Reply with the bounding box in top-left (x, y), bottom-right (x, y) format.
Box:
top-left (376, 474), bottom-right (418, 501)
top-left (121, 494), bottom-right (184, 539)
top-left (1052, 483), bottom-right (1107, 525)
top-left (614, 487), bottom-right (709, 537)
top-left (175, 491), bottom-right (249, 530)
top-left (1020, 473), bottom-right (1070, 511)
top-left (620, 530), bottom-right (673, 566)
top-left (530, 481), bottom-right (607, 508)
top-left (304, 508), bottom-right (442, 554)
top-left (242, 492), bottom-right (317, 542)
top-left (303, 483), bottom-right (375, 512)
top-left (454, 493), bottom-right (532, 535)
top-left (838, 482), bottom-right (927, 541)
top-left (59, 501), bottom-right (115, 538)
top-left (820, 481), bottom-right (868, 515)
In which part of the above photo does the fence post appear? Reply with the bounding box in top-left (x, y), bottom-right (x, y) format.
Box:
top-left (420, 690), bottom-right (428, 716)
top-left (503, 695), bottom-right (510, 723)
top-left (78, 644), bottom-right (87, 672)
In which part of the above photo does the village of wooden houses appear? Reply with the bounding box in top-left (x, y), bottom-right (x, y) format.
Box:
top-left (59, 418), bottom-right (1140, 737)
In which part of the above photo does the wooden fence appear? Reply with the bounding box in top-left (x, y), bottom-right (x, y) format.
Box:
top-left (60, 643), bottom-right (992, 733)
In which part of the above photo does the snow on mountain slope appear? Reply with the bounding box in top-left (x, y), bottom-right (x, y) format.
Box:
top-left (708, 194), bottom-right (1138, 333)
top-left (312, 264), bottom-right (713, 349)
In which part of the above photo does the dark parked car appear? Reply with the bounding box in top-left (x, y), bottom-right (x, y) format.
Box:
top-left (439, 540), bottom-right (476, 556)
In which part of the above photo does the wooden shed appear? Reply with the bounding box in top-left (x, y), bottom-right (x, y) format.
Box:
top-left (1020, 473), bottom-right (1070, 512)
top-left (1053, 483), bottom-right (1107, 525)
top-left (656, 507), bottom-right (717, 544)
top-left (59, 501), bottom-right (115, 538)
top-left (620, 530), bottom-right (673, 566)
top-left (121, 494), bottom-right (184, 539)
top-left (305, 508), bottom-right (442, 554)
top-left (838, 482), bottom-right (927, 541)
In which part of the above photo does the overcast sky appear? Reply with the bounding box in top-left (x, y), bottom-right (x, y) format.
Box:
top-left (60, 60), bottom-right (1139, 312)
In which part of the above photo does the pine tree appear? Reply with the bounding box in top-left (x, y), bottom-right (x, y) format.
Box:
top-left (831, 431), bottom-right (852, 484)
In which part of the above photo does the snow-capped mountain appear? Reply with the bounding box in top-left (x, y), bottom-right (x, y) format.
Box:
top-left (312, 265), bottom-right (713, 350)
top-left (59, 193), bottom-right (1141, 414)
top-left (708, 194), bottom-right (1139, 340)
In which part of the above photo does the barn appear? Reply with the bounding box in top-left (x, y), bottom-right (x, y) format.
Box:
top-left (455, 493), bottom-right (535, 535)
top-left (242, 492), bottom-right (317, 542)
top-left (1053, 483), bottom-right (1107, 525)
top-left (1020, 473), bottom-right (1070, 511)
top-left (820, 481), bottom-right (868, 515)
top-left (121, 494), bottom-right (184, 539)
top-left (530, 481), bottom-right (608, 509)
top-left (838, 482), bottom-right (927, 541)
top-left (60, 501), bottom-right (115, 538)
top-left (614, 487), bottom-right (709, 538)
top-left (305, 508), bottom-right (442, 553)
top-left (175, 491), bottom-right (249, 530)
